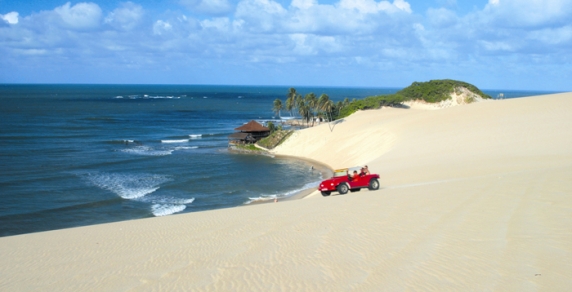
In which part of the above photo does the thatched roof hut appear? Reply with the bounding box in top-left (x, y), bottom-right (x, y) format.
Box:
top-left (229, 120), bottom-right (270, 144)
top-left (234, 120), bottom-right (270, 132)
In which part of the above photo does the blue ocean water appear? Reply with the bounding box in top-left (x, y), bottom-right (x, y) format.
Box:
top-left (0, 84), bottom-right (558, 237)
top-left (0, 84), bottom-right (399, 237)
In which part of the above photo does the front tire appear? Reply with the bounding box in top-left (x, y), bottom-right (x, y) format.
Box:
top-left (337, 183), bottom-right (349, 195)
top-left (321, 191), bottom-right (331, 196)
top-left (368, 178), bottom-right (380, 190)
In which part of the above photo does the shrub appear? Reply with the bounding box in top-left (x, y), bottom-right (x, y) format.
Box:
top-left (397, 79), bottom-right (491, 102)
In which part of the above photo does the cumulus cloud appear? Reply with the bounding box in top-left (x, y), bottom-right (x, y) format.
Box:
top-left (104, 2), bottom-right (144, 31)
top-left (153, 20), bottom-right (173, 35)
top-left (338, 0), bottom-right (412, 14)
top-left (426, 8), bottom-right (457, 28)
top-left (179, 0), bottom-right (233, 15)
top-left (527, 25), bottom-right (572, 45)
top-left (291, 0), bottom-right (317, 10)
top-left (1, 12), bottom-right (19, 25)
top-left (0, 0), bottom-right (571, 89)
top-left (483, 0), bottom-right (572, 28)
top-left (55, 2), bottom-right (102, 30)
top-left (235, 0), bottom-right (287, 32)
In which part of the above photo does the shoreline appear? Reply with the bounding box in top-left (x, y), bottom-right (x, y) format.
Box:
top-left (279, 155), bottom-right (333, 200)
top-left (245, 154), bottom-right (333, 204)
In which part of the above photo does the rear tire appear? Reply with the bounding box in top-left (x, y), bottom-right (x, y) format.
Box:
top-left (337, 183), bottom-right (349, 195)
top-left (321, 191), bottom-right (331, 196)
top-left (368, 178), bottom-right (380, 190)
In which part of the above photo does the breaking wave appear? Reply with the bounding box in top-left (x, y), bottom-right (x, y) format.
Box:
top-left (161, 139), bottom-right (189, 143)
top-left (244, 181), bottom-right (321, 204)
top-left (114, 95), bottom-right (182, 100)
top-left (151, 204), bottom-right (186, 216)
top-left (121, 146), bottom-right (173, 156)
top-left (80, 172), bottom-right (172, 200)
top-left (174, 146), bottom-right (198, 150)
top-left (145, 197), bottom-right (195, 216)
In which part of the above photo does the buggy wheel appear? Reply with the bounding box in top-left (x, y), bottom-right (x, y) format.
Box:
top-left (321, 191), bottom-right (331, 196)
top-left (337, 183), bottom-right (349, 195)
top-left (368, 178), bottom-right (380, 190)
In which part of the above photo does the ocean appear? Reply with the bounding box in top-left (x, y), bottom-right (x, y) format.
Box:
top-left (0, 84), bottom-right (558, 237)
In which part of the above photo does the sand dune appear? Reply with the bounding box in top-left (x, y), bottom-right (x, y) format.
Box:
top-left (1, 93), bottom-right (571, 291)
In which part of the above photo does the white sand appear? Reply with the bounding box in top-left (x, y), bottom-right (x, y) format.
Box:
top-left (1, 92), bottom-right (571, 291)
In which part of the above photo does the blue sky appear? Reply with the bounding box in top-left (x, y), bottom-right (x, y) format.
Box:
top-left (1, 0), bottom-right (571, 90)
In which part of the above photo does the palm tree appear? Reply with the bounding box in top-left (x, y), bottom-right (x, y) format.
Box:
top-left (285, 88), bottom-right (297, 116)
top-left (304, 93), bottom-right (318, 126)
top-left (295, 94), bottom-right (305, 124)
top-left (272, 98), bottom-right (283, 117)
top-left (297, 104), bottom-right (310, 127)
top-left (343, 97), bottom-right (350, 108)
top-left (322, 100), bottom-right (334, 121)
top-left (335, 100), bottom-right (343, 118)
top-left (318, 94), bottom-right (332, 119)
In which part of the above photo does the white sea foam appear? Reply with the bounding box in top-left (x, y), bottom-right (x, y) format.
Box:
top-left (161, 139), bottom-right (189, 143)
top-left (174, 146), bottom-right (198, 150)
top-left (121, 146), bottom-right (173, 156)
top-left (244, 181), bottom-right (321, 205)
top-left (118, 95), bottom-right (181, 100)
top-left (151, 204), bottom-right (186, 216)
top-left (245, 195), bottom-right (277, 204)
top-left (140, 196), bottom-right (195, 205)
top-left (189, 134), bottom-right (202, 139)
top-left (81, 172), bottom-right (172, 200)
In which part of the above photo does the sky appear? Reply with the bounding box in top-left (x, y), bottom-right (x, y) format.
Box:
top-left (1, 0), bottom-right (571, 90)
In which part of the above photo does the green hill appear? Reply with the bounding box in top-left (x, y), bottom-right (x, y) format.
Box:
top-left (398, 79), bottom-right (492, 103)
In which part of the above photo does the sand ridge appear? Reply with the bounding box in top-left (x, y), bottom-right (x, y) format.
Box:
top-left (1, 92), bottom-right (571, 291)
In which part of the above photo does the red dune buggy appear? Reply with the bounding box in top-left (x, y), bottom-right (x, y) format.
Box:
top-left (318, 167), bottom-right (380, 196)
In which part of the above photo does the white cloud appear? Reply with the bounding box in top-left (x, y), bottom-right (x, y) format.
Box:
top-left (426, 8), bottom-right (457, 28)
top-left (179, 0), bottom-right (233, 15)
top-left (235, 0), bottom-right (287, 32)
top-left (104, 2), bottom-right (144, 31)
top-left (483, 0), bottom-right (572, 28)
top-left (153, 20), bottom-right (172, 35)
top-left (479, 40), bottom-right (516, 52)
top-left (55, 2), bottom-right (102, 30)
top-left (236, 0), bottom-right (287, 15)
top-left (289, 33), bottom-right (340, 55)
top-left (338, 0), bottom-right (411, 14)
top-left (527, 25), bottom-right (572, 45)
top-left (291, 0), bottom-right (317, 10)
top-left (1, 12), bottom-right (19, 25)
top-left (1, 0), bottom-right (571, 89)
top-left (200, 17), bottom-right (232, 31)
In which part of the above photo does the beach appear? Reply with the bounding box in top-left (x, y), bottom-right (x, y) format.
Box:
top-left (1, 92), bottom-right (571, 290)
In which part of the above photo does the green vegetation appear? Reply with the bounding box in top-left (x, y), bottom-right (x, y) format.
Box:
top-left (337, 94), bottom-right (405, 118)
top-left (283, 88), bottom-right (338, 126)
top-left (274, 80), bottom-right (489, 122)
top-left (397, 79), bottom-right (492, 103)
top-left (234, 144), bottom-right (262, 151)
top-left (257, 129), bottom-right (293, 149)
top-left (272, 99), bottom-right (284, 117)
